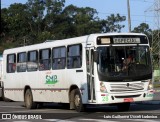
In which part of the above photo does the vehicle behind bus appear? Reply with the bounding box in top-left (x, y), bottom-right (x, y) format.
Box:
top-left (0, 55), bottom-right (3, 99)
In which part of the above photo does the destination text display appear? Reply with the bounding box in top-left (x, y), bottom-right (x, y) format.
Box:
top-left (113, 38), bottom-right (140, 44)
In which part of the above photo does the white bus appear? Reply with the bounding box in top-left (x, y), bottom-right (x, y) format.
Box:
top-left (3, 33), bottom-right (154, 112)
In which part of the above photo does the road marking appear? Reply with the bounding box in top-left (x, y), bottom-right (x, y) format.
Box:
top-left (79, 119), bottom-right (118, 122)
top-left (13, 121), bottom-right (31, 122)
top-left (44, 119), bottom-right (75, 122)
top-left (0, 109), bottom-right (57, 113)
top-left (43, 119), bottom-right (61, 121)
top-left (0, 106), bottom-right (23, 108)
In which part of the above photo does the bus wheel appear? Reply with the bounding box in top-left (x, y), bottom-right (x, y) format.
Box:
top-left (74, 89), bottom-right (84, 112)
top-left (117, 102), bottom-right (130, 111)
top-left (24, 89), bottom-right (37, 109)
top-left (37, 102), bottom-right (44, 109)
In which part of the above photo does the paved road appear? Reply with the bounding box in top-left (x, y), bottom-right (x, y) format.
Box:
top-left (0, 101), bottom-right (160, 122)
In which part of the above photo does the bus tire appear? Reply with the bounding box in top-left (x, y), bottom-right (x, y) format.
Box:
top-left (24, 89), bottom-right (37, 109)
top-left (37, 102), bottom-right (43, 109)
top-left (3, 97), bottom-right (12, 102)
top-left (117, 102), bottom-right (130, 111)
top-left (73, 89), bottom-right (84, 112)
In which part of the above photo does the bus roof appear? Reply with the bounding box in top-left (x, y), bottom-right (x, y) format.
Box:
top-left (3, 33), bottom-right (147, 54)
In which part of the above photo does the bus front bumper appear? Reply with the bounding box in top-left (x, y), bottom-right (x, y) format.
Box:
top-left (96, 90), bottom-right (154, 104)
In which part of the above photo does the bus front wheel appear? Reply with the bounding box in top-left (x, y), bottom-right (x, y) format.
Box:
top-left (73, 89), bottom-right (85, 112)
top-left (117, 102), bottom-right (130, 111)
top-left (24, 89), bottom-right (37, 109)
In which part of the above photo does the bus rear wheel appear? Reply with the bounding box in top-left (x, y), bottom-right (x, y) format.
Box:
top-left (73, 89), bottom-right (85, 112)
top-left (117, 102), bottom-right (130, 111)
top-left (24, 89), bottom-right (37, 109)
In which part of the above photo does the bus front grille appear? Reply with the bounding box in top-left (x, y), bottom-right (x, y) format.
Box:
top-left (110, 83), bottom-right (144, 92)
top-left (114, 94), bottom-right (141, 98)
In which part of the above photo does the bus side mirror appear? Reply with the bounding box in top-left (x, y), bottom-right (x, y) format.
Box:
top-left (94, 51), bottom-right (99, 63)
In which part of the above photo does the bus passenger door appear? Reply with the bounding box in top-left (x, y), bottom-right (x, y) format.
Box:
top-left (86, 48), bottom-right (96, 103)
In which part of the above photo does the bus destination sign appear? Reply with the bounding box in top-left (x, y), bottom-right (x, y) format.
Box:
top-left (113, 38), bottom-right (140, 44)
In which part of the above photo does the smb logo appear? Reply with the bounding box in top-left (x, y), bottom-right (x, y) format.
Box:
top-left (46, 75), bottom-right (58, 85)
top-left (2, 114), bottom-right (11, 119)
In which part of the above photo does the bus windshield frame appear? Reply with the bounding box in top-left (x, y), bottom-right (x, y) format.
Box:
top-left (97, 45), bottom-right (152, 82)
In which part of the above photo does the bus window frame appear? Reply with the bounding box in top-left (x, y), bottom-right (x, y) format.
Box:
top-left (17, 52), bottom-right (27, 72)
top-left (52, 46), bottom-right (66, 70)
top-left (27, 50), bottom-right (38, 72)
top-left (67, 44), bottom-right (82, 69)
top-left (7, 53), bottom-right (16, 73)
top-left (39, 48), bottom-right (51, 71)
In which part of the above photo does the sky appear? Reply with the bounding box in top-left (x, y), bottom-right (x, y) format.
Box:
top-left (1, 0), bottom-right (155, 32)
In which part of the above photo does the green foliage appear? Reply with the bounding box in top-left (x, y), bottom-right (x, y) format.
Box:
top-left (1, 0), bottom-right (127, 52)
top-left (101, 14), bottom-right (126, 32)
top-left (132, 23), bottom-right (152, 45)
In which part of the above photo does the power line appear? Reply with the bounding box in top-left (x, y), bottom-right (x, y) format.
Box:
top-left (130, 0), bottom-right (154, 3)
top-left (98, 11), bottom-right (155, 18)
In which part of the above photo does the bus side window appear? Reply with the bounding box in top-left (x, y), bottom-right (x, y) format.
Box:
top-left (67, 44), bottom-right (82, 69)
top-left (39, 49), bottom-right (51, 71)
top-left (7, 54), bottom-right (16, 73)
top-left (17, 52), bottom-right (27, 72)
top-left (52, 47), bottom-right (66, 70)
top-left (27, 50), bottom-right (38, 71)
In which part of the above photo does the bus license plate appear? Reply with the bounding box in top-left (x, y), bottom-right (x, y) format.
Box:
top-left (124, 98), bottom-right (133, 102)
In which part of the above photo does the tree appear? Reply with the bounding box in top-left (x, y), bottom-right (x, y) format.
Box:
top-left (0, 0), bottom-right (126, 52)
top-left (26, 0), bottom-right (46, 38)
top-left (1, 8), bottom-right (8, 37)
top-left (132, 23), bottom-right (152, 44)
top-left (101, 14), bottom-right (126, 32)
top-left (0, 3), bottom-right (33, 49)
top-left (132, 23), bottom-right (152, 36)
top-left (60, 5), bottom-right (101, 38)
top-left (1, 4), bottom-right (30, 38)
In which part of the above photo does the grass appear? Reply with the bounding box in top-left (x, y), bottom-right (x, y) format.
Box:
top-left (154, 84), bottom-right (160, 88)
top-left (154, 76), bottom-right (160, 88)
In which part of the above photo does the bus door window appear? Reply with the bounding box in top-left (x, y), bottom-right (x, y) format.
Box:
top-left (98, 47), bottom-right (111, 73)
top-left (7, 54), bottom-right (16, 73)
top-left (86, 48), bottom-right (96, 101)
top-left (39, 49), bottom-right (51, 71)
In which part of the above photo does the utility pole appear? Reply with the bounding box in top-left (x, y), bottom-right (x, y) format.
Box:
top-left (127, 0), bottom-right (131, 32)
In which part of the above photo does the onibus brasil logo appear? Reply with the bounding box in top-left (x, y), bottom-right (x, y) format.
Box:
top-left (45, 75), bottom-right (58, 84)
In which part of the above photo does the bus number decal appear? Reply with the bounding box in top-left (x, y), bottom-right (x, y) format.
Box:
top-left (102, 96), bottom-right (108, 102)
top-left (46, 75), bottom-right (58, 85)
top-left (146, 93), bottom-right (154, 97)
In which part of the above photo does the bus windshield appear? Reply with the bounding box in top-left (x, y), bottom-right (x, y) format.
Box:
top-left (97, 46), bottom-right (152, 81)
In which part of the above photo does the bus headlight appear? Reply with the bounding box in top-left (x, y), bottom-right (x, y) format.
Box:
top-left (100, 82), bottom-right (108, 93)
top-left (148, 79), bottom-right (153, 90)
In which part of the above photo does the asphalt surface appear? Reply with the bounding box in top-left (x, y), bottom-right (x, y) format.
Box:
top-left (0, 101), bottom-right (160, 122)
